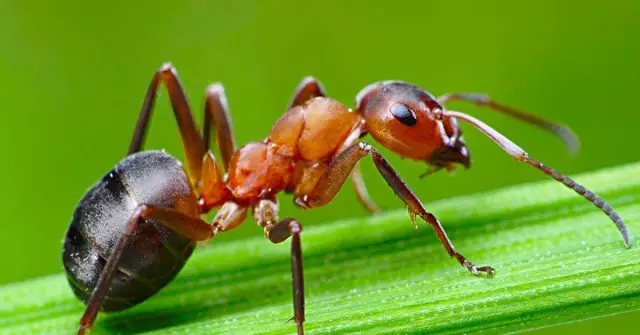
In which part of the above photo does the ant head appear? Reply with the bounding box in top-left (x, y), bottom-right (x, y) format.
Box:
top-left (356, 81), bottom-right (470, 170)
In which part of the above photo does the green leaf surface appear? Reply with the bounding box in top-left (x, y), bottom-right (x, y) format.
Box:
top-left (1, 162), bottom-right (639, 335)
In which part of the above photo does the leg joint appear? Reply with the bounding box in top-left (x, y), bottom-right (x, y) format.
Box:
top-left (159, 62), bottom-right (176, 75)
top-left (267, 218), bottom-right (302, 244)
top-left (357, 142), bottom-right (374, 153)
top-left (206, 82), bottom-right (226, 96)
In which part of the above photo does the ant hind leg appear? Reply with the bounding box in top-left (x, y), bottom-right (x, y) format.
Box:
top-left (128, 64), bottom-right (206, 184)
top-left (77, 205), bottom-right (214, 335)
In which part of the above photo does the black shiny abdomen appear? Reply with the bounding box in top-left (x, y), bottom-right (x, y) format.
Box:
top-left (63, 150), bottom-right (198, 312)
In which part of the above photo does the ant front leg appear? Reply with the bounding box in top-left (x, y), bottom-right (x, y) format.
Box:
top-left (254, 199), bottom-right (305, 335)
top-left (77, 205), bottom-right (215, 335)
top-left (350, 160), bottom-right (380, 214)
top-left (288, 76), bottom-right (327, 109)
top-left (288, 77), bottom-right (380, 214)
top-left (296, 143), bottom-right (494, 277)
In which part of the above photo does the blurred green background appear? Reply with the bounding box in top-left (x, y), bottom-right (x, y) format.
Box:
top-left (1, 1), bottom-right (639, 334)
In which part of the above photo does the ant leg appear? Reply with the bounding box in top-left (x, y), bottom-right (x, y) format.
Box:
top-left (296, 143), bottom-right (494, 276)
top-left (77, 205), bottom-right (215, 335)
top-left (254, 199), bottom-right (305, 335)
top-left (351, 161), bottom-right (380, 214)
top-left (211, 201), bottom-right (248, 232)
top-left (128, 63), bottom-right (206, 185)
top-left (198, 151), bottom-right (232, 212)
top-left (340, 129), bottom-right (381, 215)
top-left (203, 84), bottom-right (236, 171)
top-left (288, 76), bottom-right (327, 109)
top-left (437, 92), bottom-right (580, 153)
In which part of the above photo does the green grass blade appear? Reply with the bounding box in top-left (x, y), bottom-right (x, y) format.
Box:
top-left (1, 162), bottom-right (639, 335)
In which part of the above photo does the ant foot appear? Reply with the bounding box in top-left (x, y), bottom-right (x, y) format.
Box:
top-left (77, 325), bottom-right (90, 335)
top-left (463, 260), bottom-right (495, 277)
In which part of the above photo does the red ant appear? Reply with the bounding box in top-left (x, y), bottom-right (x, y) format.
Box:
top-left (63, 63), bottom-right (629, 335)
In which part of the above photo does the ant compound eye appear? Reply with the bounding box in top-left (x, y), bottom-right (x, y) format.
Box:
top-left (390, 103), bottom-right (417, 126)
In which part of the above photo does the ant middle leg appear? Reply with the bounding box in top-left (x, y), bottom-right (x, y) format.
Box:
top-left (128, 63), bottom-right (206, 183)
top-left (198, 151), bottom-right (233, 212)
top-left (129, 63), bottom-right (237, 187)
top-left (254, 199), bottom-right (305, 335)
top-left (295, 142), bottom-right (494, 276)
top-left (203, 83), bottom-right (236, 171)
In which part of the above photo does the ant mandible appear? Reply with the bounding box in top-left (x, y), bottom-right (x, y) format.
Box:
top-left (64, 63), bottom-right (630, 335)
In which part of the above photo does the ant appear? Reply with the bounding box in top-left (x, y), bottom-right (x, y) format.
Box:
top-left (63, 63), bottom-right (630, 335)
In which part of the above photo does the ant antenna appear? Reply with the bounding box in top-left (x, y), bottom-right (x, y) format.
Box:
top-left (438, 93), bottom-right (581, 154)
top-left (445, 109), bottom-right (630, 248)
